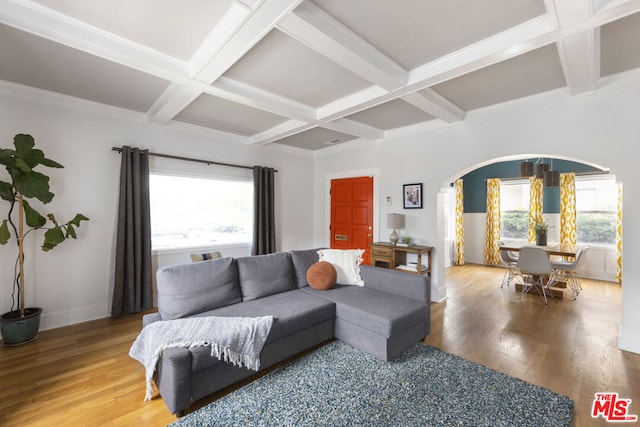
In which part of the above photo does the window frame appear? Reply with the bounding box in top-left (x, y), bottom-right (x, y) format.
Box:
top-left (499, 179), bottom-right (530, 242)
top-left (574, 174), bottom-right (617, 247)
top-left (149, 170), bottom-right (254, 253)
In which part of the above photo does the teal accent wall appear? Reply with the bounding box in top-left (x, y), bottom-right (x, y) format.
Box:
top-left (461, 160), bottom-right (600, 214)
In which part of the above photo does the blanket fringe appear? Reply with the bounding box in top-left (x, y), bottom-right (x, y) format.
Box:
top-left (211, 343), bottom-right (261, 371)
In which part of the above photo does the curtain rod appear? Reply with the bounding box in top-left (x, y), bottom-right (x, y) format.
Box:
top-left (111, 146), bottom-right (278, 173)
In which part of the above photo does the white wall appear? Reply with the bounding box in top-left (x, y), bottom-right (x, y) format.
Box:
top-left (0, 93), bottom-right (315, 331)
top-left (313, 78), bottom-right (640, 354)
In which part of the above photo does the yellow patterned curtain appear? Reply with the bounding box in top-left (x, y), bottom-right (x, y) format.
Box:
top-left (528, 176), bottom-right (543, 242)
top-left (484, 178), bottom-right (501, 265)
top-left (560, 173), bottom-right (576, 245)
top-left (617, 182), bottom-right (623, 284)
top-left (454, 179), bottom-right (465, 265)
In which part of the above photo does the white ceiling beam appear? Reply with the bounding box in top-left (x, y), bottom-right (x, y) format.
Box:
top-left (188, 2), bottom-right (254, 78)
top-left (323, 118), bottom-right (385, 141)
top-left (208, 77), bottom-right (317, 121)
top-left (149, 0), bottom-right (303, 124)
top-left (317, 86), bottom-right (389, 121)
top-left (195, 0), bottom-right (304, 84)
top-left (146, 83), bottom-right (205, 124)
top-left (555, 30), bottom-right (599, 94)
top-left (407, 15), bottom-right (558, 90)
top-left (277, 1), bottom-right (406, 91)
top-left (248, 120), bottom-right (315, 146)
top-left (547, 0), bottom-right (598, 94)
top-left (0, 0), bottom-right (188, 81)
top-left (402, 90), bottom-right (465, 123)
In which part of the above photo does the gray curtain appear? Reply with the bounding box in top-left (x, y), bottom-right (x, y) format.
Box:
top-left (112, 146), bottom-right (153, 317)
top-left (252, 166), bottom-right (276, 255)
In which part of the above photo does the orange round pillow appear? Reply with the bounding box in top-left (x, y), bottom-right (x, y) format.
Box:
top-left (306, 261), bottom-right (337, 290)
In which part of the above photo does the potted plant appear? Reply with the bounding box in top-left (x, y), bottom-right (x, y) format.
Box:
top-left (530, 216), bottom-right (550, 246)
top-left (0, 134), bottom-right (88, 345)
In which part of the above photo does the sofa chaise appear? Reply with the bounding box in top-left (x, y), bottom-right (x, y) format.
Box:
top-left (142, 248), bottom-right (431, 416)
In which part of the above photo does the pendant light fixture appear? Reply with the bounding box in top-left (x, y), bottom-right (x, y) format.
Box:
top-left (544, 158), bottom-right (560, 187)
top-left (536, 161), bottom-right (549, 179)
top-left (520, 160), bottom-right (534, 177)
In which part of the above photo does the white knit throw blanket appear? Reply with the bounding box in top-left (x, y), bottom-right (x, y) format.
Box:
top-left (129, 315), bottom-right (273, 400)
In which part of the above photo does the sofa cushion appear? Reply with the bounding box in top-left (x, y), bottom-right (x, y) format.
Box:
top-left (307, 261), bottom-right (337, 290)
top-left (290, 248), bottom-right (325, 288)
top-left (188, 290), bottom-right (335, 371)
top-left (302, 285), bottom-right (427, 339)
top-left (317, 249), bottom-right (364, 286)
top-left (237, 252), bottom-right (295, 301)
top-left (156, 257), bottom-right (240, 320)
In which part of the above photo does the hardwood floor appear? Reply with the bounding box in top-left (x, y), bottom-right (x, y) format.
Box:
top-left (1, 264), bottom-right (638, 426)
top-left (426, 264), bottom-right (640, 427)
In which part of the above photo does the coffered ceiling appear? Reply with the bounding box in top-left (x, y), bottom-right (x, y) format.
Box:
top-left (1, 0), bottom-right (639, 151)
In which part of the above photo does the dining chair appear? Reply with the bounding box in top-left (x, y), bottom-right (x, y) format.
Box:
top-left (517, 246), bottom-right (557, 305)
top-left (498, 240), bottom-right (519, 288)
top-left (550, 246), bottom-right (589, 299)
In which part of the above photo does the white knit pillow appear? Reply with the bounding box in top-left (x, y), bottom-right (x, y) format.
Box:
top-left (317, 249), bottom-right (364, 286)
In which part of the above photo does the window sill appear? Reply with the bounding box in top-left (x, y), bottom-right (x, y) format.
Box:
top-left (152, 242), bottom-right (251, 255)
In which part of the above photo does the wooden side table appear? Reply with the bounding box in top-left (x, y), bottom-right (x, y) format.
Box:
top-left (370, 242), bottom-right (432, 276)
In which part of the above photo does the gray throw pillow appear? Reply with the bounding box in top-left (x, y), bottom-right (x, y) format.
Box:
top-left (237, 252), bottom-right (295, 301)
top-left (290, 248), bottom-right (326, 288)
top-left (157, 257), bottom-right (240, 320)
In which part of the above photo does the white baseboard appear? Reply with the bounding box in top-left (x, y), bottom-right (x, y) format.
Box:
top-left (39, 303), bottom-right (110, 331)
top-left (618, 326), bottom-right (640, 355)
top-left (431, 284), bottom-right (447, 303)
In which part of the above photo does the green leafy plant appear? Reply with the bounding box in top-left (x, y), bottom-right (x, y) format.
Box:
top-left (530, 215), bottom-right (550, 237)
top-left (0, 134), bottom-right (89, 318)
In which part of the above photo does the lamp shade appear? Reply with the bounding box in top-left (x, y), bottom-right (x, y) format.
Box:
top-left (520, 161), bottom-right (534, 177)
top-left (544, 170), bottom-right (560, 187)
top-left (536, 163), bottom-right (549, 179)
top-left (387, 213), bottom-right (405, 229)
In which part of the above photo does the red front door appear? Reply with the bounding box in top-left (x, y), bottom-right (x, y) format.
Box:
top-left (330, 176), bottom-right (374, 265)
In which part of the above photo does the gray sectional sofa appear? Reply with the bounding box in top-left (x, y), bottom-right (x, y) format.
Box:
top-left (143, 248), bottom-right (431, 416)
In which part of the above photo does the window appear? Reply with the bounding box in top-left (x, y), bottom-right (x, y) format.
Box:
top-left (500, 180), bottom-right (529, 240)
top-left (149, 173), bottom-right (253, 251)
top-left (576, 176), bottom-right (617, 246)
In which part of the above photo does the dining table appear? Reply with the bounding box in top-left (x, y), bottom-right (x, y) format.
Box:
top-left (499, 241), bottom-right (581, 299)
top-left (499, 241), bottom-right (579, 258)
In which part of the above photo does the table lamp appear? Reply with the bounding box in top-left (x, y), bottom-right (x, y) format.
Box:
top-left (387, 213), bottom-right (405, 245)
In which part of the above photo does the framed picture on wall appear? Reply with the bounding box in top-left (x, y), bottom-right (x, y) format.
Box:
top-left (403, 183), bottom-right (422, 209)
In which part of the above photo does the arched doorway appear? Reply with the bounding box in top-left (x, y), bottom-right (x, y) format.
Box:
top-left (437, 154), bottom-right (618, 298)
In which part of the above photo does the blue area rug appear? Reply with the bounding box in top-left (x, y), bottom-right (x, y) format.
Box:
top-left (171, 341), bottom-right (573, 426)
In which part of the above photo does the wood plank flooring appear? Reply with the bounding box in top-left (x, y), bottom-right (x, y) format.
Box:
top-left (1, 264), bottom-right (638, 426)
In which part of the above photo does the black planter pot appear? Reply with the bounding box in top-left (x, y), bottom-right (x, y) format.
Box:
top-left (0, 307), bottom-right (42, 346)
top-left (536, 233), bottom-right (547, 246)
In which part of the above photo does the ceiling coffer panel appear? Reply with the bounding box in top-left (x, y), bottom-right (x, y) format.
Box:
top-left (345, 99), bottom-right (435, 130)
top-left (430, 44), bottom-right (567, 111)
top-left (31, 0), bottom-right (235, 60)
top-left (600, 11), bottom-right (640, 77)
top-left (222, 29), bottom-right (372, 108)
top-left (175, 93), bottom-right (289, 136)
top-left (275, 127), bottom-right (358, 150)
top-left (0, 23), bottom-right (169, 112)
top-left (311, 0), bottom-right (547, 70)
